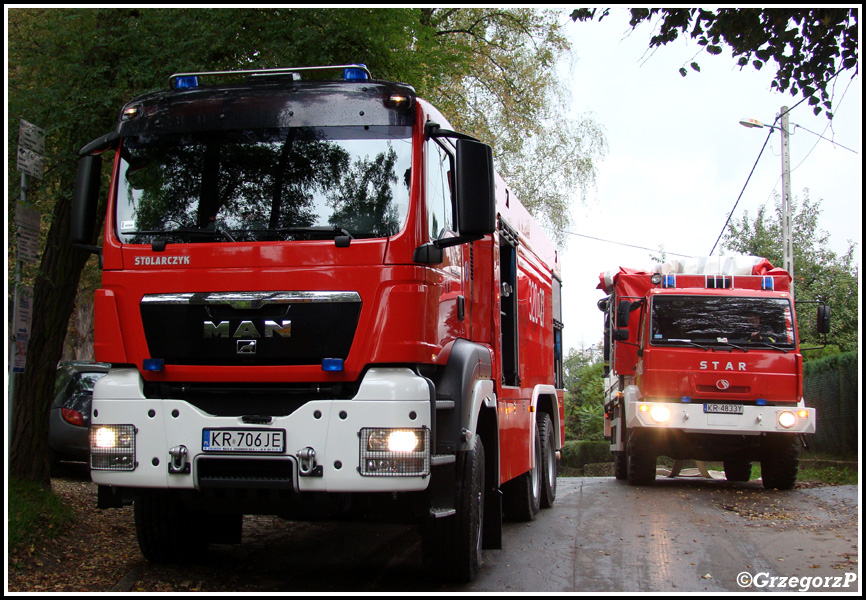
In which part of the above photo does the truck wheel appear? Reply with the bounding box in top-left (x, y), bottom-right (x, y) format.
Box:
top-left (614, 453), bottom-right (628, 480)
top-left (423, 436), bottom-right (485, 582)
top-left (627, 434), bottom-right (656, 486)
top-left (539, 412), bottom-right (558, 508)
top-left (502, 417), bottom-right (542, 521)
top-left (760, 434), bottom-right (799, 490)
top-left (134, 491), bottom-right (208, 563)
top-left (723, 460), bottom-right (752, 482)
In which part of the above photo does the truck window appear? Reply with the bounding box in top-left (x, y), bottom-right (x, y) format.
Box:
top-left (552, 276), bottom-right (564, 388)
top-left (499, 219), bottom-right (520, 386)
top-left (426, 139), bottom-right (455, 240)
top-left (650, 296), bottom-right (795, 347)
top-left (115, 125), bottom-right (413, 243)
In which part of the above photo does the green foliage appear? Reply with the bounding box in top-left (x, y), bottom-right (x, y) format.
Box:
top-left (722, 190), bottom-right (859, 355)
top-left (414, 9), bottom-right (607, 245)
top-left (803, 351), bottom-right (858, 377)
top-left (563, 344), bottom-right (606, 441)
top-left (8, 478), bottom-right (76, 551)
top-left (571, 8), bottom-right (858, 118)
top-left (560, 440), bottom-right (613, 470)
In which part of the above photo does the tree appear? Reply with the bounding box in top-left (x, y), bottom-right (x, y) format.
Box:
top-left (571, 8), bottom-right (859, 118)
top-left (722, 189), bottom-right (858, 354)
top-left (416, 8), bottom-right (607, 245)
top-left (563, 344), bottom-right (605, 441)
top-left (8, 8), bottom-right (604, 485)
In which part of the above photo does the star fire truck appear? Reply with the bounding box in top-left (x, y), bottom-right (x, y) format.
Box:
top-left (70, 65), bottom-right (565, 582)
top-left (597, 256), bottom-right (829, 489)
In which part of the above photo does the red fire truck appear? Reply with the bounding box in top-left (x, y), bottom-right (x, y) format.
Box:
top-left (70, 65), bottom-right (565, 581)
top-left (597, 256), bottom-right (829, 490)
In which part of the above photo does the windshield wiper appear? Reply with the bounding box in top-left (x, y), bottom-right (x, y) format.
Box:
top-left (746, 340), bottom-right (790, 353)
top-left (713, 340), bottom-right (750, 352)
top-left (130, 227), bottom-right (236, 243)
top-left (232, 226), bottom-right (354, 245)
top-left (662, 339), bottom-right (713, 351)
top-left (272, 226), bottom-right (354, 240)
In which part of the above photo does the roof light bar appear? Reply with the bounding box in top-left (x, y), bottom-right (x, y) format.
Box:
top-left (168, 64), bottom-right (373, 88)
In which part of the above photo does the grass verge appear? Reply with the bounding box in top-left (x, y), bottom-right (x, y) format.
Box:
top-left (8, 478), bottom-right (77, 552)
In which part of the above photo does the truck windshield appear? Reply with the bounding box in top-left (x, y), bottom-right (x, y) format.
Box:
top-left (115, 125), bottom-right (412, 243)
top-left (650, 295), bottom-right (795, 348)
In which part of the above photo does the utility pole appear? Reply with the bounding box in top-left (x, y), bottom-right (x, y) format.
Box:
top-left (739, 107), bottom-right (795, 296)
top-left (779, 106), bottom-right (794, 297)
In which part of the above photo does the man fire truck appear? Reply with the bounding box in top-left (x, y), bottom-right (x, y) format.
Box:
top-left (70, 65), bottom-right (565, 582)
top-left (597, 256), bottom-right (829, 489)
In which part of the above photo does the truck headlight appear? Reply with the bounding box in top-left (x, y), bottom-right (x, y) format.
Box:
top-left (649, 405), bottom-right (671, 424)
top-left (359, 427), bottom-right (429, 477)
top-left (639, 403), bottom-right (671, 424)
top-left (776, 410), bottom-right (797, 429)
top-left (90, 424), bottom-right (136, 471)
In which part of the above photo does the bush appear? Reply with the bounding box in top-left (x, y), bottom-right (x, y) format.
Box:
top-left (561, 439), bottom-right (612, 470)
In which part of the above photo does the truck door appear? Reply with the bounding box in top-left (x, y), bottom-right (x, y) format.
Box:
top-left (426, 138), bottom-right (465, 342)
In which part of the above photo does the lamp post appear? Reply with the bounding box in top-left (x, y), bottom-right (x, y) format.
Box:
top-left (739, 107), bottom-right (794, 296)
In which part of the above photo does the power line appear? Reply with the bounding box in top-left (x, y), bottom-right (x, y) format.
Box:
top-left (793, 123), bottom-right (858, 155)
top-left (557, 228), bottom-right (693, 258)
top-left (709, 126), bottom-right (774, 255)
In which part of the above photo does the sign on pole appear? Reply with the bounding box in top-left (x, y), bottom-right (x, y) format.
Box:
top-left (12, 285), bottom-right (33, 374)
top-left (18, 120), bottom-right (46, 180)
top-left (15, 203), bottom-right (41, 264)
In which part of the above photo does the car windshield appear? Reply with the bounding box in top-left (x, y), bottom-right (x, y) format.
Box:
top-left (650, 295), bottom-right (795, 348)
top-left (115, 125), bottom-right (412, 244)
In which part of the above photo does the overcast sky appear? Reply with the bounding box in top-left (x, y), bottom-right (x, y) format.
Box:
top-left (552, 9), bottom-right (862, 353)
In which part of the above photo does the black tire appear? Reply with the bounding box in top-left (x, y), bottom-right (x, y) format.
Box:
top-left (613, 453), bottom-right (628, 480)
top-left (423, 436), bottom-right (485, 583)
top-left (502, 418), bottom-right (542, 521)
top-left (134, 491), bottom-right (208, 563)
top-left (723, 459), bottom-right (753, 482)
top-left (539, 412), bottom-right (558, 508)
top-left (760, 434), bottom-right (799, 490)
top-left (626, 433), bottom-right (656, 486)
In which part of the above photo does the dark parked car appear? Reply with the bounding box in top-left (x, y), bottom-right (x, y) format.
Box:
top-left (48, 361), bottom-right (110, 464)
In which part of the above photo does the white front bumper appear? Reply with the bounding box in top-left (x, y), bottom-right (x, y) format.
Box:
top-left (90, 367), bottom-right (433, 493)
top-left (625, 400), bottom-right (816, 435)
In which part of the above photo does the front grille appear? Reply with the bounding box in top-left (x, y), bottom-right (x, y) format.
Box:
top-left (140, 291), bottom-right (361, 366)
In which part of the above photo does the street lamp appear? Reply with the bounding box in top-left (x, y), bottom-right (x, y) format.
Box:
top-left (739, 107), bottom-right (794, 296)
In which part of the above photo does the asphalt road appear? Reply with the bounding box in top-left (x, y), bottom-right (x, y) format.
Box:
top-left (110, 475), bottom-right (858, 593)
top-left (464, 477), bottom-right (859, 593)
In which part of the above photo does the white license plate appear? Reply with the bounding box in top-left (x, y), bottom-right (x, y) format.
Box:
top-left (202, 428), bottom-right (286, 453)
top-left (704, 403), bottom-right (744, 415)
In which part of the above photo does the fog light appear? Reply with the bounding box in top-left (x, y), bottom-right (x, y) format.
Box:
top-left (649, 405), bottom-right (671, 424)
top-left (777, 411), bottom-right (797, 429)
top-left (90, 424), bottom-right (136, 471)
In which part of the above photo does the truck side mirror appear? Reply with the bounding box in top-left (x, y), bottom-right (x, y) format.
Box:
top-left (817, 304), bottom-right (831, 335)
top-left (70, 154), bottom-right (103, 250)
top-left (455, 138), bottom-right (495, 237)
top-left (614, 328), bottom-right (630, 341)
top-left (617, 299), bottom-right (631, 327)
